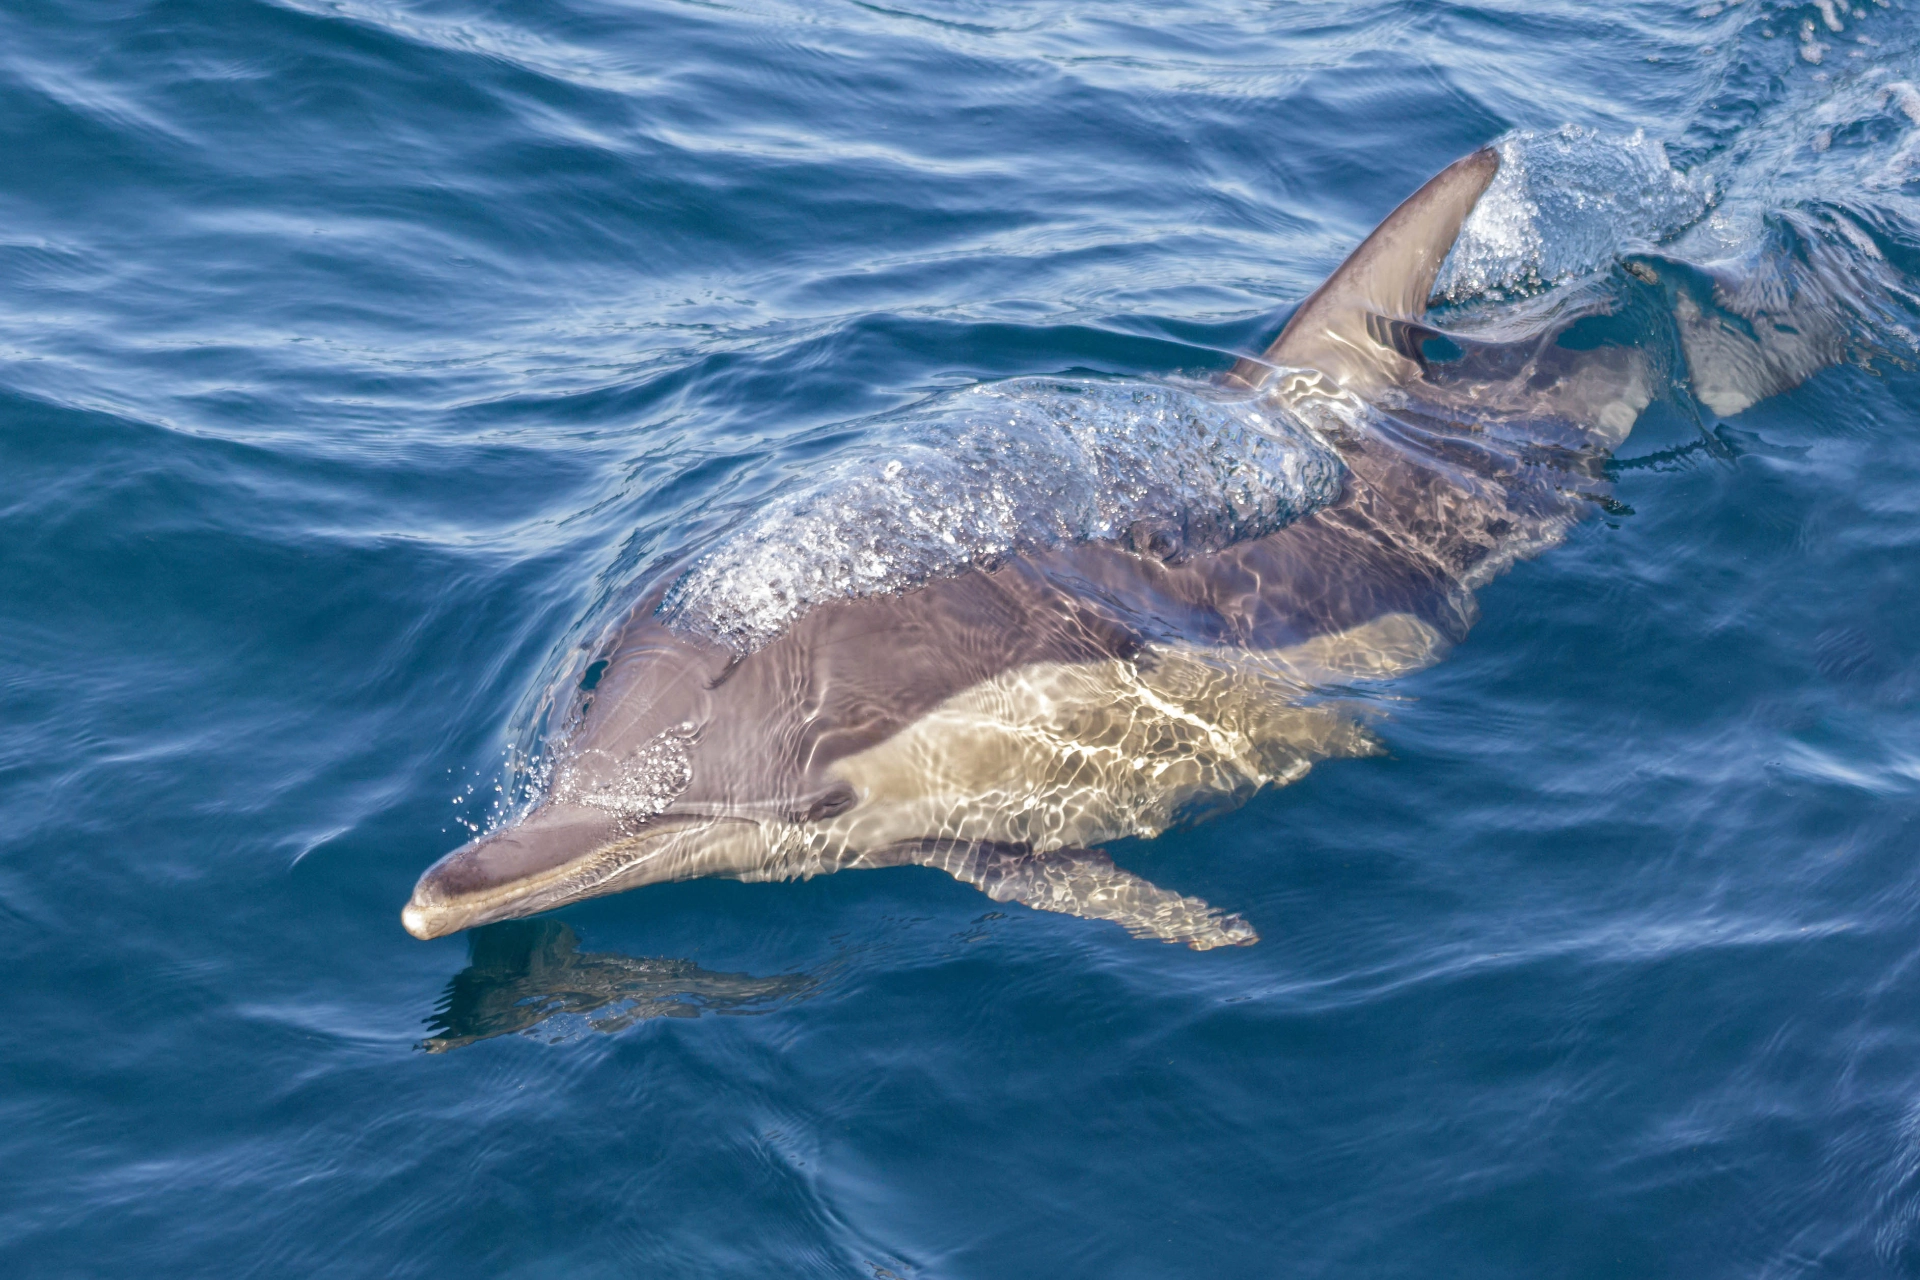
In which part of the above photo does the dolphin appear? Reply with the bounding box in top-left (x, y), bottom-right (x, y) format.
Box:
top-left (402, 147), bottom-right (1853, 948)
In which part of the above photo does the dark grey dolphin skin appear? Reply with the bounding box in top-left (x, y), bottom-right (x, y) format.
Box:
top-left (403, 148), bottom-right (1839, 947)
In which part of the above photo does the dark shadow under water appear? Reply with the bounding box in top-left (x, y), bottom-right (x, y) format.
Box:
top-left (421, 920), bottom-right (815, 1052)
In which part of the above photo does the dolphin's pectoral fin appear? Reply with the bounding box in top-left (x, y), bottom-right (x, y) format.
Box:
top-left (866, 840), bottom-right (1258, 950)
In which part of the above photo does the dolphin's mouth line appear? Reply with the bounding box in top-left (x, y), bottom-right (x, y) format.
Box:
top-left (406, 840), bottom-right (640, 936)
top-left (405, 811), bottom-right (747, 937)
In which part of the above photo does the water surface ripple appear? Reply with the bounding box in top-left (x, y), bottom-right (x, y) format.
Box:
top-left (5, 1), bottom-right (1920, 1276)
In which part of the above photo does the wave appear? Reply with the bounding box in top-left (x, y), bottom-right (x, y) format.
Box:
top-left (1435, 125), bottom-right (1713, 303)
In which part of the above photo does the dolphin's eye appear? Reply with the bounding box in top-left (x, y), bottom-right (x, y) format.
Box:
top-left (801, 783), bottom-right (857, 823)
top-left (1127, 519), bottom-right (1184, 563)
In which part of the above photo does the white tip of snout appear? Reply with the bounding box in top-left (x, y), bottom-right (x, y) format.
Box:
top-left (401, 902), bottom-right (435, 940)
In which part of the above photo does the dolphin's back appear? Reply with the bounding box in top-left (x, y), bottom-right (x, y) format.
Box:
top-left (676, 378), bottom-right (1606, 815)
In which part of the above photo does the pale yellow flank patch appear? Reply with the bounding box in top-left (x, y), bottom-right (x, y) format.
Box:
top-left (828, 611), bottom-right (1446, 857)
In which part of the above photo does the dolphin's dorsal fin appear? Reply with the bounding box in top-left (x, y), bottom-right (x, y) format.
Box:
top-left (1230, 147), bottom-right (1500, 397)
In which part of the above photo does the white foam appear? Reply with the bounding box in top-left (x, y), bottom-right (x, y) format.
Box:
top-left (1434, 126), bottom-right (1711, 302)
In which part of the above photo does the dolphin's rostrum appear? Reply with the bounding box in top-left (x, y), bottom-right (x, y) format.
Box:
top-left (404, 147), bottom-right (1852, 948)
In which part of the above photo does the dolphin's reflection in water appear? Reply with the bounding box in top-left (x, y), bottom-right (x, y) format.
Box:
top-left (420, 920), bottom-right (814, 1052)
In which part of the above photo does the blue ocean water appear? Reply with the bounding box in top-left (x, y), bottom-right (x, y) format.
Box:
top-left (6, 0), bottom-right (1920, 1274)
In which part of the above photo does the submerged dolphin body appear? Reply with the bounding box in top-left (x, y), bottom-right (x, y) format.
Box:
top-left (403, 148), bottom-right (1846, 947)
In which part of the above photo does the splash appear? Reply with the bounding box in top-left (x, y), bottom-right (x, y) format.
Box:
top-left (552, 724), bottom-right (696, 817)
top-left (1434, 126), bottom-right (1712, 302)
top-left (658, 378), bottom-right (1344, 653)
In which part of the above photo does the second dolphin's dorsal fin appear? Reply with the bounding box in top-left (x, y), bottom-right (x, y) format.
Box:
top-left (1230, 147), bottom-right (1500, 398)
